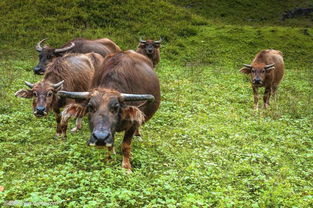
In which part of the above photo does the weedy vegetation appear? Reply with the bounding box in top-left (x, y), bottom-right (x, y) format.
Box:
top-left (0, 0), bottom-right (312, 207)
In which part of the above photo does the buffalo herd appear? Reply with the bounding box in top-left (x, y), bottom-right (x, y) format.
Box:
top-left (15, 37), bottom-right (284, 171)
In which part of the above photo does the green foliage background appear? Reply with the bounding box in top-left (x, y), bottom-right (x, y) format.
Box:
top-left (0, 0), bottom-right (312, 207)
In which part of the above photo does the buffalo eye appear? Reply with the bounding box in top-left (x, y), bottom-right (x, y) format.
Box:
top-left (46, 55), bottom-right (52, 59)
top-left (87, 103), bottom-right (94, 113)
top-left (251, 69), bottom-right (256, 73)
top-left (47, 91), bottom-right (53, 97)
top-left (110, 103), bottom-right (120, 113)
top-left (33, 91), bottom-right (38, 97)
top-left (262, 69), bottom-right (266, 73)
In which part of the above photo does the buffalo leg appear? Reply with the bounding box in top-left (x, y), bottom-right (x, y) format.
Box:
top-left (272, 86), bottom-right (278, 101)
top-left (121, 127), bottom-right (136, 172)
top-left (106, 146), bottom-right (116, 161)
top-left (71, 118), bottom-right (82, 133)
top-left (253, 86), bottom-right (259, 110)
top-left (134, 128), bottom-right (143, 142)
top-left (135, 128), bottom-right (141, 136)
top-left (54, 109), bottom-right (66, 139)
top-left (263, 87), bottom-right (272, 108)
top-left (59, 115), bottom-right (71, 139)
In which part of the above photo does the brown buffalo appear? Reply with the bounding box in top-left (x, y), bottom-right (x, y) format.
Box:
top-left (240, 49), bottom-right (285, 109)
top-left (58, 50), bottom-right (160, 171)
top-left (34, 38), bottom-right (121, 74)
top-left (136, 38), bottom-right (161, 67)
top-left (15, 53), bottom-right (104, 138)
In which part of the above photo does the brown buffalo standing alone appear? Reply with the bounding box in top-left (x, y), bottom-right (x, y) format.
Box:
top-left (58, 50), bottom-right (160, 172)
top-left (240, 49), bottom-right (285, 109)
top-left (136, 38), bottom-right (161, 67)
top-left (15, 53), bottom-right (104, 138)
top-left (34, 38), bottom-right (121, 74)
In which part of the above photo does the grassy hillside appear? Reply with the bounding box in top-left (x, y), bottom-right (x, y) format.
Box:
top-left (172, 0), bottom-right (313, 27)
top-left (0, 0), bottom-right (312, 207)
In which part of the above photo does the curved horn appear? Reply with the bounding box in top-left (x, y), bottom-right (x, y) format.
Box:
top-left (51, 80), bottom-right (64, 89)
top-left (35, 38), bottom-right (48, 52)
top-left (54, 42), bottom-right (75, 53)
top-left (139, 37), bottom-right (146, 43)
top-left (154, 38), bottom-right (162, 44)
top-left (265, 63), bottom-right (275, 69)
top-left (121, 93), bottom-right (155, 102)
top-left (24, 81), bottom-right (34, 89)
top-left (243, 64), bottom-right (252, 68)
top-left (58, 91), bottom-right (91, 99)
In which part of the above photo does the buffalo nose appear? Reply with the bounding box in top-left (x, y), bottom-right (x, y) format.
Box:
top-left (93, 130), bottom-right (110, 141)
top-left (36, 106), bottom-right (46, 112)
top-left (34, 66), bottom-right (43, 74)
top-left (253, 78), bottom-right (261, 84)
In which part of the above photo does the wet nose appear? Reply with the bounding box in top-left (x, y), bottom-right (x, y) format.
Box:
top-left (36, 106), bottom-right (46, 112)
top-left (253, 78), bottom-right (262, 84)
top-left (93, 130), bottom-right (110, 141)
top-left (34, 66), bottom-right (43, 74)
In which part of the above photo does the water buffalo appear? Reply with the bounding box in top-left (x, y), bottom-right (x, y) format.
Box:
top-left (34, 38), bottom-right (121, 74)
top-left (15, 53), bottom-right (104, 138)
top-left (240, 49), bottom-right (285, 109)
top-left (136, 38), bottom-right (161, 67)
top-left (58, 50), bottom-right (161, 171)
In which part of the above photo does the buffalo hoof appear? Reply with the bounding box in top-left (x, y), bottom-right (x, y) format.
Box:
top-left (122, 161), bottom-right (132, 173)
top-left (264, 103), bottom-right (269, 109)
top-left (70, 127), bottom-right (80, 133)
top-left (134, 129), bottom-right (141, 136)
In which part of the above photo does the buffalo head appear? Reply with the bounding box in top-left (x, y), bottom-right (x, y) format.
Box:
top-left (240, 63), bottom-right (275, 86)
top-left (15, 80), bottom-right (64, 117)
top-left (138, 38), bottom-right (161, 55)
top-left (58, 89), bottom-right (154, 147)
top-left (34, 39), bottom-right (75, 75)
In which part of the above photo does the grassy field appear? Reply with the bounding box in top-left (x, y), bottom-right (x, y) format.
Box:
top-left (0, 0), bottom-right (313, 207)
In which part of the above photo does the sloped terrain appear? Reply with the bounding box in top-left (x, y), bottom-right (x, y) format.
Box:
top-left (0, 0), bottom-right (312, 207)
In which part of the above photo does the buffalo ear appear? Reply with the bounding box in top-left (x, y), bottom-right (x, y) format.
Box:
top-left (61, 104), bottom-right (86, 123)
top-left (239, 67), bottom-right (251, 74)
top-left (121, 106), bottom-right (145, 126)
top-left (15, 89), bottom-right (33, 98)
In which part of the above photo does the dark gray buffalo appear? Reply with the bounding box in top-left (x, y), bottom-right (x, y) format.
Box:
top-left (34, 38), bottom-right (121, 74)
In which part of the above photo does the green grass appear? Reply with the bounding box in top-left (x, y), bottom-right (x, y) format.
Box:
top-left (0, 0), bottom-right (313, 207)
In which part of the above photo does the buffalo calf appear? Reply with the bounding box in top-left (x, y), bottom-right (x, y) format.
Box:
top-left (240, 49), bottom-right (284, 109)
